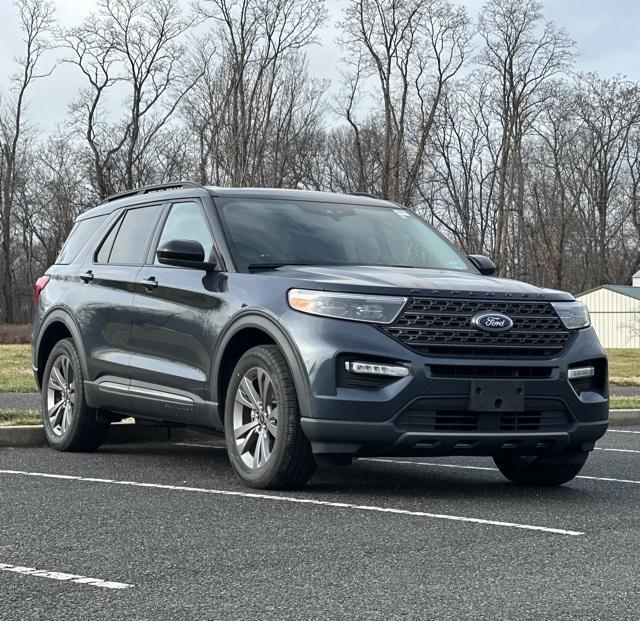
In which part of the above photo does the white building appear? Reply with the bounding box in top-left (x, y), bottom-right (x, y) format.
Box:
top-left (576, 270), bottom-right (640, 348)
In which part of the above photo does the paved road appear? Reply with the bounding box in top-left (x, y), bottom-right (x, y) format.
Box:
top-left (2, 429), bottom-right (640, 619)
top-left (610, 385), bottom-right (640, 397)
top-left (0, 392), bottom-right (39, 410)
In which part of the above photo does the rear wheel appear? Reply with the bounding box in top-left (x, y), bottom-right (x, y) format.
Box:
top-left (224, 345), bottom-right (316, 489)
top-left (42, 338), bottom-right (109, 452)
top-left (493, 453), bottom-right (588, 486)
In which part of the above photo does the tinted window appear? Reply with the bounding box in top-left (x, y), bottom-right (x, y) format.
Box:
top-left (56, 216), bottom-right (106, 264)
top-left (155, 201), bottom-right (214, 264)
top-left (108, 205), bottom-right (159, 264)
top-left (95, 217), bottom-right (122, 264)
top-left (218, 199), bottom-right (470, 272)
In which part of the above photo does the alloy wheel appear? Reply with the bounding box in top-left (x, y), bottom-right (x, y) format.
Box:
top-left (232, 367), bottom-right (278, 469)
top-left (46, 354), bottom-right (75, 437)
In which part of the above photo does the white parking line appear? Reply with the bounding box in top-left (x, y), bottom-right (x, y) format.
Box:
top-left (0, 562), bottom-right (132, 590)
top-left (595, 447), bottom-right (640, 454)
top-left (0, 469), bottom-right (583, 537)
top-left (608, 429), bottom-right (640, 435)
top-left (362, 458), bottom-right (640, 486)
top-left (576, 475), bottom-right (640, 484)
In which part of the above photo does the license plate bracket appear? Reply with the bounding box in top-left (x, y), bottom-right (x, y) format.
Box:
top-left (469, 380), bottom-right (525, 412)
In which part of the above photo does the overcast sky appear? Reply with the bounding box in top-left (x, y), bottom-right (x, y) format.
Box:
top-left (1, 0), bottom-right (639, 134)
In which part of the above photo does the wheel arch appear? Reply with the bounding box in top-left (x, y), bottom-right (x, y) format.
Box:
top-left (211, 312), bottom-right (312, 426)
top-left (35, 309), bottom-right (88, 389)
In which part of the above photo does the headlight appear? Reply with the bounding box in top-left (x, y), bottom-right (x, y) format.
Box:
top-left (288, 289), bottom-right (407, 324)
top-left (551, 301), bottom-right (590, 330)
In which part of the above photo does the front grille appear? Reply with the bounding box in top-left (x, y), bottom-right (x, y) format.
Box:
top-left (382, 297), bottom-right (571, 358)
top-left (429, 365), bottom-right (553, 379)
top-left (395, 399), bottom-right (570, 433)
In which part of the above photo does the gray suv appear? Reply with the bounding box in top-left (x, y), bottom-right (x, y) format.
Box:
top-left (32, 182), bottom-right (609, 489)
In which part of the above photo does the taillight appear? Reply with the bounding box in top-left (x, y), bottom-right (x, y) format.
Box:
top-left (34, 276), bottom-right (50, 305)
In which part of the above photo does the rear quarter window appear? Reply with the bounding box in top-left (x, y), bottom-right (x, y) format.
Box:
top-left (56, 216), bottom-right (106, 265)
top-left (106, 205), bottom-right (160, 264)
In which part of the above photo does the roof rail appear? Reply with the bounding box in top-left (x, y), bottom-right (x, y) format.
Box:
top-left (100, 181), bottom-right (206, 204)
top-left (350, 191), bottom-right (383, 200)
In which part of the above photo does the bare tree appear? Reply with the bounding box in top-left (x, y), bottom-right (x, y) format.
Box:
top-left (478, 0), bottom-right (574, 274)
top-left (338, 0), bottom-right (471, 204)
top-left (526, 84), bottom-right (585, 289)
top-left (62, 0), bottom-right (199, 198)
top-left (191, 0), bottom-right (326, 186)
top-left (0, 0), bottom-right (55, 322)
top-left (427, 79), bottom-right (496, 254)
top-left (573, 73), bottom-right (640, 286)
top-left (623, 106), bottom-right (640, 281)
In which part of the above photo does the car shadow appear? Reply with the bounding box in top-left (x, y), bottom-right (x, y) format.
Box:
top-left (99, 441), bottom-right (592, 505)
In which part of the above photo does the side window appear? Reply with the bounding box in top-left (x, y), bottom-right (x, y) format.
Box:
top-left (107, 205), bottom-right (160, 265)
top-left (155, 201), bottom-right (214, 264)
top-left (56, 215), bottom-right (106, 264)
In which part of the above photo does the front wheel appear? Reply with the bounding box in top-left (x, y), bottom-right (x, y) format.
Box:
top-left (493, 453), bottom-right (588, 486)
top-left (224, 345), bottom-right (316, 489)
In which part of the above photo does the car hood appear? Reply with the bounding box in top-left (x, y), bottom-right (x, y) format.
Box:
top-left (261, 265), bottom-right (574, 300)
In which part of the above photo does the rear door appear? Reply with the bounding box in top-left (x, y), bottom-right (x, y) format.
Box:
top-left (79, 203), bottom-right (165, 411)
top-left (127, 199), bottom-right (227, 425)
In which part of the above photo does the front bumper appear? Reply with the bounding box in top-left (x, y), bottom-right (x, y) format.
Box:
top-left (301, 418), bottom-right (608, 458)
top-left (284, 311), bottom-right (609, 458)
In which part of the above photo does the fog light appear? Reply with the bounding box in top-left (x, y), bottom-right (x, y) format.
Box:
top-left (345, 361), bottom-right (409, 377)
top-left (568, 366), bottom-right (595, 379)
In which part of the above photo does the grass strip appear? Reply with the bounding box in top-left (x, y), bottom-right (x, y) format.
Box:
top-left (0, 344), bottom-right (36, 393)
top-left (0, 410), bottom-right (41, 426)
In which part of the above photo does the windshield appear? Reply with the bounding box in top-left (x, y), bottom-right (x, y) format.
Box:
top-left (218, 198), bottom-right (471, 273)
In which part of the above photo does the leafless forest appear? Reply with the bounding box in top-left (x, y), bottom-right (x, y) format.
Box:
top-left (1, 0), bottom-right (639, 323)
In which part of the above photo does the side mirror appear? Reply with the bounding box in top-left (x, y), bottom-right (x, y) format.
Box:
top-left (467, 254), bottom-right (496, 276)
top-left (157, 239), bottom-right (217, 271)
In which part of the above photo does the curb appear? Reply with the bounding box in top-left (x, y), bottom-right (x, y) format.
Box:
top-left (0, 425), bottom-right (46, 448)
top-left (2, 411), bottom-right (639, 449)
top-left (0, 423), bottom-right (210, 449)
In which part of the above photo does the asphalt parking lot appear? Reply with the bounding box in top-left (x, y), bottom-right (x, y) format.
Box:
top-left (2, 429), bottom-right (640, 620)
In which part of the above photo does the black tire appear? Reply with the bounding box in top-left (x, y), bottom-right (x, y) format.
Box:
top-left (224, 345), bottom-right (316, 489)
top-left (41, 338), bottom-right (109, 452)
top-left (493, 453), bottom-right (588, 486)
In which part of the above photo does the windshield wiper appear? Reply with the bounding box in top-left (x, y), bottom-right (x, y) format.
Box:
top-left (247, 262), bottom-right (329, 272)
top-left (246, 262), bottom-right (424, 272)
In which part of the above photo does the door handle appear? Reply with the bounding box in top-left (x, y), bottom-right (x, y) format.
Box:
top-left (141, 276), bottom-right (158, 291)
top-left (80, 270), bottom-right (94, 283)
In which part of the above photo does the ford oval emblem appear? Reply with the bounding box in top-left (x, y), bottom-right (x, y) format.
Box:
top-left (471, 312), bottom-right (514, 332)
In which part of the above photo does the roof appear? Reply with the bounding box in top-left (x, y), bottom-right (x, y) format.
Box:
top-left (577, 284), bottom-right (640, 301)
top-left (209, 186), bottom-right (395, 207)
top-left (78, 185), bottom-right (397, 221)
top-left (634, 269), bottom-right (640, 278)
